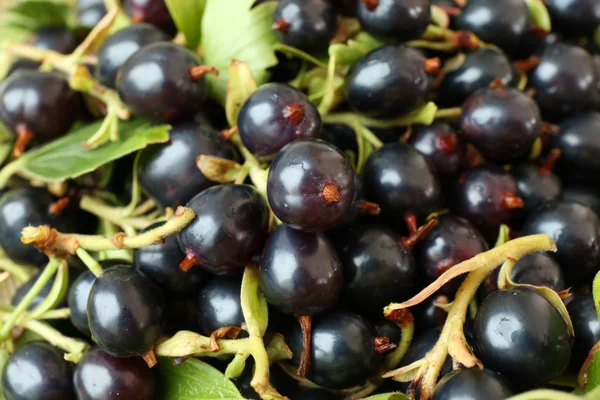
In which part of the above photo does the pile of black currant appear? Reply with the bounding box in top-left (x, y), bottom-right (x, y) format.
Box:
top-left (0, 0), bottom-right (599, 399)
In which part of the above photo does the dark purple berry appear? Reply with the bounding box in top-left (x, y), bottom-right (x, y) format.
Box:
top-left (545, 0), bottom-right (600, 38)
top-left (123, 0), bottom-right (175, 33)
top-left (432, 368), bottom-right (513, 400)
top-left (555, 113), bottom-right (600, 183)
top-left (356, 0), bottom-right (430, 42)
top-left (196, 275), bottom-right (247, 337)
top-left (409, 122), bottom-right (466, 176)
top-left (567, 295), bottom-right (600, 369)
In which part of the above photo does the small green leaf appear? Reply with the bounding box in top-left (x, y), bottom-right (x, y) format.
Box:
top-left (240, 265), bottom-right (269, 337)
top-left (329, 32), bottom-right (385, 68)
top-left (0, 141), bottom-right (13, 166)
top-left (363, 393), bottom-right (410, 400)
top-left (201, 0), bottom-right (279, 105)
top-left (0, 120), bottom-right (170, 185)
top-left (165, 0), bottom-right (206, 49)
top-left (494, 224), bottom-right (511, 248)
top-left (2, 0), bottom-right (71, 31)
top-left (593, 271), bottom-right (600, 320)
top-left (524, 0), bottom-right (552, 33)
top-left (226, 60), bottom-right (258, 127)
top-left (157, 357), bottom-right (244, 400)
top-left (585, 350), bottom-right (600, 392)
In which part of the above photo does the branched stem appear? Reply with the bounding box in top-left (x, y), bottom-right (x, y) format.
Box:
top-left (322, 102), bottom-right (438, 129)
top-left (23, 319), bottom-right (89, 362)
top-left (0, 258), bottom-right (33, 284)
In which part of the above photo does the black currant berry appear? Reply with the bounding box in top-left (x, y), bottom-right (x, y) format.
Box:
top-left (522, 201), bottom-right (600, 285)
top-left (545, 0), bottom-right (600, 38)
top-left (437, 48), bottom-right (515, 106)
top-left (77, 0), bottom-right (107, 30)
top-left (555, 113), bottom-right (600, 183)
top-left (0, 71), bottom-right (82, 156)
top-left (455, 165), bottom-right (523, 238)
top-left (178, 184), bottom-right (269, 274)
top-left (567, 295), bottom-right (600, 369)
top-left (68, 270), bottom-right (96, 337)
top-left (123, 0), bottom-right (175, 33)
top-left (432, 368), bottom-right (513, 400)
top-left (267, 139), bottom-right (355, 231)
top-left (562, 184), bottom-right (600, 217)
top-left (339, 224), bottom-right (417, 315)
top-left (287, 311), bottom-right (380, 389)
top-left (0, 187), bottom-right (81, 265)
top-left (74, 346), bottom-right (155, 400)
top-left (30, 27), bottom-right (78, 54)
top-left (272, 0), bottom-right (337, 54)
top-left (418, 215), bottom-right (488, 295)
top-left (138, 122), bottom-right (239, 208)
top-left (346, 45), bottom-right (435, 118)
top-left (454, 0), bottom-right (529, 54)
top-left (117, 42), bottom-right (213, 122)
top-left (196, 275), bottom-right (246, 337)
top-left (322, 124), bottom-right (358, 153)
top-left (363, 143), bottom-right (441, 224)
top-left (238, 83), bottom-right (321, 157)
top-left (474, 287), bottom-right (572, 390)
top-left (356, 0), bottom-right (430, 42)
top-left (87, 265), bottom-right (165, 358)
top-left (95, 23), bottom-right (169, 89)
top-left (408, 122), bottom-right (466, 177)
top-left (2, 341), bottom-right (74, 400)
top-left (513, 150), bottom-right (562, 216)
top-left (460, 87), bottom-right (542, 162)
top-left (134, 222), bottom-right (207, 298)
top-left (529, 43), bottom-right (595, 120)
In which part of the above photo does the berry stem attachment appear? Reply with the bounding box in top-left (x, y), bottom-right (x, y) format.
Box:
top-left (297, 315), bottom-right (312, 378)
top-left (383, 233), bottom-right (557, 399)
top-left (76, 248), bottom-right (104, 278)
top-left (401, 218), bottom-right (438, 250)
top-left (358, 200), bottom-right (381, 216)
top-left (189, 65), bottom-right (219, 80)
top-left (539, 148), bottom-right (561, 175)
top-left (12, 125), bottom-right (35, 158)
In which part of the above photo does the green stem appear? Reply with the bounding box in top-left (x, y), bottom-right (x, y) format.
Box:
top-left (76, 248), bottom-right (104, 277)
top-left (121, 151), bottom-right (143, 216)
top-left (323, 102), bottom-right (438, 129)
top-left (0, 156), bottom-right (28, 188)
top-left (434, 107), bottom-right (462, 120)
top-left (4, 43), bottom-right (76, 75)
top-left (0, 258), bottom-right (61, 340)
top-left (384, 319), bottom-right (415, 370)
top-left (592, 271), bottom-right (600, 320)
top-left (80, 196), bottom-right (155, 230)
top-left (37, 308), bottom-right (71, 320)
top-left (23, 319), bottom-right (89, 362)
top-left (273, 43), bottom-right (328, 69)
top-left (408, 40), bottom-right (458, 52)
top-left (0, 258), bottom-right (33, 284)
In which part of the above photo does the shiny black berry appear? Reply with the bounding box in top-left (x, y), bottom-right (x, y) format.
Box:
top-left (513, 151), bottom-right (562, 215)
top-left (95, 23), bottom-right (169, 88)
top-left (562, 184), bottom-right (600, 216)
top-left (138, 122), bottom-right (238, 208)
top-left (545, 0), bottom-right (600, 38)
top-left (2, 341), bottom-right (74, 400)
top-left (30, 27), bottom-right (78, 54)
top-left (74, 346), bottom-right (155, 400)
top-left (178, 184), bottom-right (269, 274)
top-left (117, 42), bottom-right (211, 122)
top-left (555, 113), bottom-right (600, 183)
top-left (68, 270), bottom-right (96, 337)
top-left (356, 0), bottom-right (430, 42)
top-left (408, 122), bottom-right (466, 177)
top-left (196, 275), bottom-right (246, 337)
top-left (238, 83), bottom-right (321, 157)
top-left (460, 87), bottom-right (542, 162)
top-left (87, 265), bottom-right (165, 357)
top-left (267, 140), bottom-right (355, 231)
top-left (474, 287), bottom-right (572, 390)
top-left (432, 368), bottom-right (513, 400)
top-left (272, 0), bottom-right (337, 54)
top-left (346, 45), bottom-right (434, 118)
top-left (567, 295), bottom-right (600, 369)
top-left (123, 0), bottom-right (175, 33)
top-left (77, 0), bottom-right (107, 30)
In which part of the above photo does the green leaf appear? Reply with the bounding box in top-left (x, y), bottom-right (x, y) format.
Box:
top-left (329, 32), bottom-right (385, 68)
top-left (165, 0), bottom-right (206, 49)
top-left (363, 393), bottom-right (410, 400)
top-left (240, 265), bottom-right (269, 337)
top-left (201, 0), bottom-right (279, 105)
top-left (2, 0), bottom-right (71, 31)
top-left (157, 357), bottom-right (244, 400)
top-left (225, 60), bottom-right (258, 127)
top-left (593, 271), bottom-right (600, 320)
top-left (0, 120), bottom-right (170, 185)
top-left (586, 350), bottom-right (600, 392)
top-left (0, 142), bottom-right (13, 166)
top-left (524, 0), bottom-right (552, 33)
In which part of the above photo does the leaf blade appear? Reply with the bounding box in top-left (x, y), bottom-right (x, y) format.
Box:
top-left (165, 0), bottom-right (206, 49)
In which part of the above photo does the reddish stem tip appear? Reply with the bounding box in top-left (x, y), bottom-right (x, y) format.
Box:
top-left (142, 349), bottom-right (157, 368)
top-left (322, 184), bottom-right (342, 204)
top-left (513, 56), bottom-right (541, 73)
top-left (48, 197), bottom-right (71, 216)
top-left (530, 25), bottom-right (550, 39)
top-left (189, 65), bottom-right (219, 80)
top-left (297, 315), bottom-right (312, 378)
top-left (130, 14), bottom-right (144, 24)
top-left (424, 57), bottom-right (442, 75)
top-left (489, 77), bottom-right (506, 89)
top-left (436, 133), bottom-right (458, 152)
top-left (401, 218), bottom-right (438, 250)
top-left (221, 126), bottom-right (238, 141)
top-left (540, 122), bottom-right (559, 137)
top-left (502, 193), bottom-right (524, 209)
top-left (404, 212), bottom-right (418, 234)
top-left (361, 0), bottom-right (379, 10)
top-left (179, 253), bottom-right (199, 272)
top-left (272, 18), bottom-right (290, 34)
top-left (539, 148), bottom-right (561, 175)
top-left (374, 337), bottom-right (398, 354)
top-left (386, 308), bottom-right (415, 328)
top-left (13, 125), bottom-right (34, 159)
top-left (358, 200), bottom-right (381, 216)
top-left (440, 6), bottom-right (462, 16)
top-left (453, 31), bottom-right (479, 51)
top-left (282, 103), bottom-right (305, 125)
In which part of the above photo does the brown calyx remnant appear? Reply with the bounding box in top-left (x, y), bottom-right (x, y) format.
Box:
top-left (425, 58), bottom-right (442, 75)
top-left (142, 349), bottom-right (157, 368)
top-left (404, 212), bottom-right (418, 234)
top-left (514, 56), bottom-right (541, 73)
top-left (538, 148), bottom-right (561, 175)
top-left (13, 125), bottom-right (35, 159)
top-left (401, 218), bottom-right (438, 250)
top-left (321, 184), bottom-right (342, 204)
top-left (221, 126), bottom-right (238, 141)
top-left (297, 315), bottom-right (312, 378)
top-left (502, 193), bottom-right (524, 209)
top-left (489, 77), bottom-right (506, 89)
top-left (272, 19), bottom-right (290, 34)
top-left (49, 197), bottom-right (71, 216)
top-left (21, 225), bottom-right (74, 257)
top-left (189, 66), bottom-right (219, 80)
top-left (179, 252), bottom-right (200, 272)
top-left (540, 122), bottom-right (559, 138)
top-left (385, 308), bottom-right (414, 328)
top-left (440, 6), bottom-right (462, 16)
top-left (452, 31), bottom-right (479, 51)
top-left (436, 133), bottom-right (458, 152)
top-left (210, 326), bottom-right (243, 352)
top-left (112, 232), bottom-right (127, 249)
top-left (358, 200), bottom-right (381, 216)
top-left (530, 25), bottom-right (550, 39)
top-left (374, 336), bottom-right (398, 354)
top-left (361, 0), bottom-right (379, 11)
top-left (283, 103), bottom-right (305, 125)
